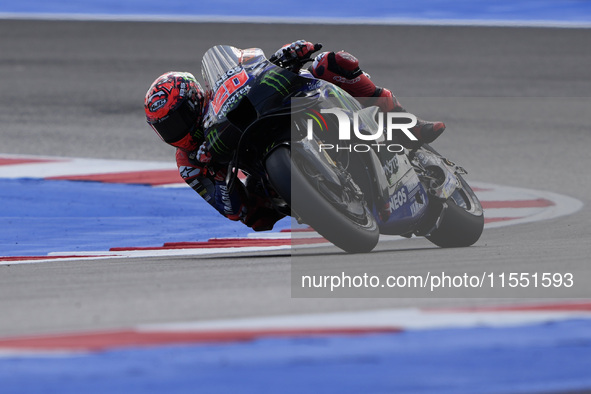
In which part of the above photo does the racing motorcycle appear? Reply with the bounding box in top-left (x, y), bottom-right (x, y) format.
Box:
top-left (200, 44), bottom-right (484, 253)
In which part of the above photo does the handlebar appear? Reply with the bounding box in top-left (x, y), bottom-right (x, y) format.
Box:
top-left (269, 43), bottom-right (323, 72)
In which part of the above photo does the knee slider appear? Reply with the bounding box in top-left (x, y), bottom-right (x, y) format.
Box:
top-left (333, 51), bottom-right (360, 73)
top-left (310, 51), bottom-right (363, 80)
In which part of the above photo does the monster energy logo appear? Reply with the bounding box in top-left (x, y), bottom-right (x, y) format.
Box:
top-left (206, 128), bottom-right (230, 155)
top-left (261, 69), bottom-right (291, 95)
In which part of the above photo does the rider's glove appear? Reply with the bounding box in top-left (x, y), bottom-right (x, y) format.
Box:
top-left (191, 142), bottom-right (226, 181)
top-left (271, 40), bottom-right (316, 65)
top-left (286, 40), bottom-right (316, 59)
top-left (195, 141), bottom-right (212, 164)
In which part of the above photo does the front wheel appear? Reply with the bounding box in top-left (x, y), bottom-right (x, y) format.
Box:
top-left (265, 146), bottom-right (379, 253)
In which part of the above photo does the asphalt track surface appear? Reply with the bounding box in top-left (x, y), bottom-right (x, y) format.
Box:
top-left (1, 20), bottom-right (590, 336)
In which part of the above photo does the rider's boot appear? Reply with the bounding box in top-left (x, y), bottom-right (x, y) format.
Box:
top-left (309, 50), bottom-right (445, 144)
top-left (374, 87), bottom-right (446, 144)
top-left (243, 176), bottom-right (285, 232)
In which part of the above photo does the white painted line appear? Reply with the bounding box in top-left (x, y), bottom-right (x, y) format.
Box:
top-left (0, 156), bottom-right (176, 179)
top-left (137, 306), bottom-right (591, 333)
top-left (2, 303), bottom-right (590, 356)
top-left (475, 182), bottom-right (584, 229)
top-left (0, 13), bottom-right (590, 29)
top-left (0, 349), bottom-right (88, 358)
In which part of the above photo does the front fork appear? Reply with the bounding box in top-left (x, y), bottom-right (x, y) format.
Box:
top-left (409, 146), bottom-right (467, 235)
top-left (411, 147), bottom-right (467, 201)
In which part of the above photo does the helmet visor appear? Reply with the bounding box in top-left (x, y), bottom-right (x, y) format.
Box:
top-left (149, 100), bottom-right (198, 144)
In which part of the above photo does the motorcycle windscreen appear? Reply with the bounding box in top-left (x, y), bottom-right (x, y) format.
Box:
top-left (201, 45), bottom-right (265, 95)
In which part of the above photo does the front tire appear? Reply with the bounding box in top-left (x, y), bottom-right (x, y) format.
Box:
top-left (426, 175), bottom-right (484, 248)
top-left (265, 146), bottom-right (379, 253)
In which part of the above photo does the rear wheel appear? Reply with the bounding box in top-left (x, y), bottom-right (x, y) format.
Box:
top-left (265, 146), bottom-right (379, 253)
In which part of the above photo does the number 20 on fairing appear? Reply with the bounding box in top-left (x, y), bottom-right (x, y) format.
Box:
top-left (211, 69), bottom-right (249, 115)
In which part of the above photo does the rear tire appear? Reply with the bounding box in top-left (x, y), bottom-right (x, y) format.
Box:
top-left (265, 146), bottom-right (379, 253)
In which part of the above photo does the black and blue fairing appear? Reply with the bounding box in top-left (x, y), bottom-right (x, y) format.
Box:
top-left (200, 45), bottom-right (431, 235)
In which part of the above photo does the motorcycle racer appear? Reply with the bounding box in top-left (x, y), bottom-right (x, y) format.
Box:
top-left (144, 40), bottom-right (445, 231)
